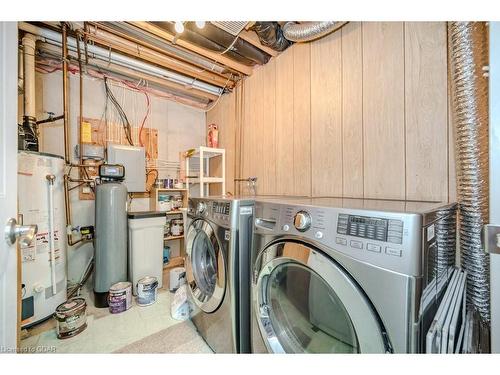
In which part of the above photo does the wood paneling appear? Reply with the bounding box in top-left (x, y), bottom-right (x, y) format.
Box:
top-left (311, 30), bottom-right (343, 197)
top-left (341, 22), bottom-right (364, 198)
top-left (293, 43), bottom-right (311, 196)
top-left (207, 91), bottom-right (237, 196)
top-left (261, 60), bottom-right (277, 195)
top-left (207, 22), bottom-right (454, 204)
top-left (405, 22), bottom-right (448, 202)
top-left (275, 48), bottom-right (295, 195)
top-left (362, 22), bottom-right (406, 200)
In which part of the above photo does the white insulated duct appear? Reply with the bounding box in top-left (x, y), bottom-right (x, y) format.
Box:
top-left (448, 22), bottom-right (490, 322)
top-left (18, 22), bottom-right (223, 96)
top-left (282, 21), bottom-right (347, 42)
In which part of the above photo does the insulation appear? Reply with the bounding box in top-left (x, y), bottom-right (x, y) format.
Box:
top-left (448, 22), bottom-right (490, 322)
top-left (250, 22), bottom-right (291, 52)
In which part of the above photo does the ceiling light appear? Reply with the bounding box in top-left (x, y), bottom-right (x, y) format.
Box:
top-left (174, 21), bottom-right (184, 33)
top-left (195, 21), bottom-right (206, 29)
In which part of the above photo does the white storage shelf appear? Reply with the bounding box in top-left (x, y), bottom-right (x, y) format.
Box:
top-left (185, 146), bottom-right (225, 197)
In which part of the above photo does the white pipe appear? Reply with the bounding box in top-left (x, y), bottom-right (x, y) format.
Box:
top-left (22, 33), bottom-right (37, 119)
top-left (18, 22), bottom-right (223, 96)
top-left (46, 175), bottom-right (57, 295)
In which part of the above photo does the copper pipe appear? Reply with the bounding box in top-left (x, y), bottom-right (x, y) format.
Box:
top-left (76, 30), bottom-right (83, 166)
top-left (63, 174), bottom-right (89, 246)
top-left (62, 23), bottom-right (70, 164)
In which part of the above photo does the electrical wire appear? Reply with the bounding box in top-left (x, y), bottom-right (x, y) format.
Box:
top-left (104, 76), bottom-right (134, 145)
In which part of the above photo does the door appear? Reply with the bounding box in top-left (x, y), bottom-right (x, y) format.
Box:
top-left (185, 219), bottom-right (226, 313)
top-left (489, 21), bottom-right (500, 353)
top-left (253, 241), bottom-right (389, 353)
top-left (0, 22), bottom-right (19, 351)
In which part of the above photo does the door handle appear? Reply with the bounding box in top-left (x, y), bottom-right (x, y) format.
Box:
top-left (4, 218), bottom-right (38, 246)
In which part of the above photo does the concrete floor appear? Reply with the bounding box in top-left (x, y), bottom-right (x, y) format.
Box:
top-left (20, 281), bottom-right (212, 354)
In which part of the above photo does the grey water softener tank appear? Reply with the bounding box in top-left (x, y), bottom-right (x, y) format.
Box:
top-left (94, 164), bottom-right (128, 307)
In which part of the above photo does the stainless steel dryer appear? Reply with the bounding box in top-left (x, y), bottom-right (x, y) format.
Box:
top-left (250, 197), bottom-right (457, 353)
top-left (186, 196), bottom-right (254, 353)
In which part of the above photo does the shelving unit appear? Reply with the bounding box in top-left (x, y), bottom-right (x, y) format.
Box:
top-left (149, 187), bottom-right (188, 269)
top-left (185, 146), bottom-right (225, 197)
top-left (149, 187), bottom-right (188, 211)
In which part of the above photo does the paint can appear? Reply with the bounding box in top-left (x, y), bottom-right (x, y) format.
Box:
top-left (137, 276), bottom-right (158, 306)
top-left (53, 297), bottom-right (87, 339)
top-left (108, 281), bottom-right (132, 314)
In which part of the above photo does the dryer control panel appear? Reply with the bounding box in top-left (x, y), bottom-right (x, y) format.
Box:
top-left (254, 200), bottom-right (422, 277)
top-left (337, 214), bottom-right (403, 244)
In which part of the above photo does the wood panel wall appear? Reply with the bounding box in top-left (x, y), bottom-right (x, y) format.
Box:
top-left (207, 22), bottom-right (454, 203)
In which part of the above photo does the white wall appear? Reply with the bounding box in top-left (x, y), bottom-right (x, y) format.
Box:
top-left (37, 71), bottom-right (206, 283)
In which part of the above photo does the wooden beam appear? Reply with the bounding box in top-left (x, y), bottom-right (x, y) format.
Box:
top-left (87, 23), bottom-right (236, 88)
top-left (86, 33), bottom-right (234, 89)
top-left (128, 21), bottom-right (254, 76)
top-left (239, 30), bottom-right (278, 57)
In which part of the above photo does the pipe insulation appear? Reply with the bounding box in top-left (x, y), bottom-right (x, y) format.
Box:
top-left (250, 22), bottom-right (291, 52)
top-left (18, 22), bottom-right (223, 96)
top-left (448, 22), bottom-right (490, 321)
top-left (22, 34), bottom-right (37, 119)
top-left (282, 21), bottom-right (348, 42)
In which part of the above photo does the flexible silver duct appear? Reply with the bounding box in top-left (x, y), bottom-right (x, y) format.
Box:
top-left (282, 21), bottom-right (347, 42)
top-left (448, 22), bottom-right (490, 322)
top-left (435, 207), bottom-right (458, 276)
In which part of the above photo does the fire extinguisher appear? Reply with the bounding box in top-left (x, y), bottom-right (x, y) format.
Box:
top-left (207, 123), bottom-right (219, 148)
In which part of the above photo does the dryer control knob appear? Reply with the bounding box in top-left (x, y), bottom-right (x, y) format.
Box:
top-left (294, 211), bottom-right (311, 232)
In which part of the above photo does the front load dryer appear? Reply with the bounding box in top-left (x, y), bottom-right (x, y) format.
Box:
top-left (250, 197), bottom-right (457, 353)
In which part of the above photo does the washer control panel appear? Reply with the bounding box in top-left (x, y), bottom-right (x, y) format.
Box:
top-left (188, 198), bottom-right (232, 226)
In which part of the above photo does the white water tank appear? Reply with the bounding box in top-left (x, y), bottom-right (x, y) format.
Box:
top-left (18, 151), bottom-right (67, 327)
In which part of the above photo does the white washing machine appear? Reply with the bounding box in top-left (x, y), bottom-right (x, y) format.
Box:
top-left (250, 197), bottom-right (457, 353)
top-left (186, 197), bottom-right (254, 353)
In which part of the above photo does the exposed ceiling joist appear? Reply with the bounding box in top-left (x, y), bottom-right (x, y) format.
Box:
top-left (84, 32), bottom-right (233, 89)
top-left (238, 30), bottom-right (278, 57)
top-left (128, 21), bottom-right (254, 76)
top-left (86, 22), bottom-right (237, 88)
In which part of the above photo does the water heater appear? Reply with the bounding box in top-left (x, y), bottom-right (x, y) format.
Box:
top-left (18, 151), bottom-right (67, 327)
top-left (93, 164), bottom-right (128, 307)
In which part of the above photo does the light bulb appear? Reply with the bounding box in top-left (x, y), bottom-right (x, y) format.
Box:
top-left (195, 21), bottom-right (206, 29)
top-left (174, 21), bottom-right (184, 33)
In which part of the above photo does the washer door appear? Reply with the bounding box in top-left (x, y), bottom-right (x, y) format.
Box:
top-left (186, 219), bottom-right (226, 313)
top-left (254, 241), bottom-right (389, 353)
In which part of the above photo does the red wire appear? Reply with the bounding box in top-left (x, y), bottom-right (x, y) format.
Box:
top-left (138, 91), bottom-right (150, 149)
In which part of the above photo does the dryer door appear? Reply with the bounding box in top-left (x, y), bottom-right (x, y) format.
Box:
top-left (253, 241), bottom-right (389, 353)
top-left (186, 219), bottom-right (226, 313)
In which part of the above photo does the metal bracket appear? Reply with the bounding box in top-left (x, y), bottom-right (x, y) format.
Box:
top-left (483, 224), bottom-right (500, 254)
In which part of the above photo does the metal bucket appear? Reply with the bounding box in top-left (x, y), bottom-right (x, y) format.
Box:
top-left (108, 281), bottom-right (132, 314)
top-left (53, 297), bottom-right (87, 339)
top-left (137, 276), bottom-right (158, 306)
